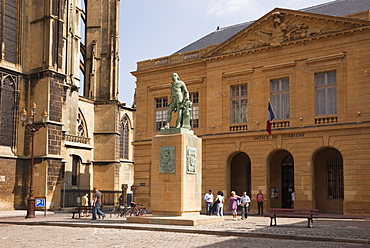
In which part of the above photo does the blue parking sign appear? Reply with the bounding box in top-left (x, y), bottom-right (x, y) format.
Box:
top-left (36, 198), bottom-right (45, 207)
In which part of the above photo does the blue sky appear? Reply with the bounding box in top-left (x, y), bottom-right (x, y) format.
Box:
top-left (119, 0), bottom-right (333, 106)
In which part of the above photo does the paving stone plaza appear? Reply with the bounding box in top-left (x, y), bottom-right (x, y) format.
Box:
top-left (0, 211), bottom-right (369, 247)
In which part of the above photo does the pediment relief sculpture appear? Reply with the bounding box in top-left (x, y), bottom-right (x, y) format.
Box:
top-left (211, 10), bottom-right (369, 56)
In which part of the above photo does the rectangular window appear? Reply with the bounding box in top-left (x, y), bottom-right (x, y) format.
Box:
top-left (231, 85), bottom-right (248, 124)
top-left (155, 97), bottom-right (168, 131)
top-left (271, 78), bottom-right (290, 119)
top-left (190, 92), bottom-right (199, 128)
top-left (315, 71), bottom-right (337, 116)
top-left (72, 157), bottom-right (80, 186)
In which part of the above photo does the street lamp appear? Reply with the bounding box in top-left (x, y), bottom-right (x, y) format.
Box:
top-left (20, 102), bottom-right (48, 218)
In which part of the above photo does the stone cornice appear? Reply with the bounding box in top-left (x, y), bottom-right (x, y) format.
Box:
top-left (28, 70), bottom-right (66, 81)
top-left (262, 61), bottom-right (297, 71)
top-left (305, 52), bottom-right (346, 64)
top-left (223, 69), bottom-right (254, 78)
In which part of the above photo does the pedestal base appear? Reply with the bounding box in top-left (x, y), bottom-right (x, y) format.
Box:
top-left (127, 215), bottom-right (224, 226)
top-left (151, 129), bottom-right (202, 216)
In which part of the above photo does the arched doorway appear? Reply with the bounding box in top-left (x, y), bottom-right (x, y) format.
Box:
top-left (314, 147), bottom-right (343, 213)
top-left (269, 150), bottom-right (294, 208)
top-left (230, 152), bottom-right (251, 196)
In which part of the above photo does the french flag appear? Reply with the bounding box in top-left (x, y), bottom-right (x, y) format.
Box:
top-left (266, 100), bottom-right (276, 135)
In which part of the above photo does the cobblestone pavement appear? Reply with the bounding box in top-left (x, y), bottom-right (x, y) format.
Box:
top-left (0, 224), bottom-right (368, 248)
top-left (0, 212), bottom-right (369, 248)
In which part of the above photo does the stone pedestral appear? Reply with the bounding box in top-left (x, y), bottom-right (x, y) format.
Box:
top-left (151, 128), bottom-right (202, 216)
top-left (127, 128), bottom-right (224, 225)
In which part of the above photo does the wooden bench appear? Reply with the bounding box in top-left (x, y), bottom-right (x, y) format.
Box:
top-left (264, 208), bottom-right (319, 228)
top-left (70, 206), bottom-right (102, 218)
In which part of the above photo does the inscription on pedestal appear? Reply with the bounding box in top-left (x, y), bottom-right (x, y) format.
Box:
top-left (159, 146), bottom-right (175, 173)
top-left (186, 146), bottom-right (197, 174)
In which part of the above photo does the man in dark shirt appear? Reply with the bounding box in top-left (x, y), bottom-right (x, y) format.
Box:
top-left (92, 187), bottom-right (105, 220)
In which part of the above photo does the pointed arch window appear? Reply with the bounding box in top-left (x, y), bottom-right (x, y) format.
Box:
top-left (77, 110), bottom-right (87, 137)
top-left (0, 74), bottom-right (16, 146)
top-left (120, 116), bottom-right (130, 159)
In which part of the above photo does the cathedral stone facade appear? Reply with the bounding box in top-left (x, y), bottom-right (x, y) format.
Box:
top-left (132, 1), bottom-right (370, 215)
top-left (0, 0), bottom-right (135, 210)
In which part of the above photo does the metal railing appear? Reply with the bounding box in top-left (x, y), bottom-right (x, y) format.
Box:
top-left (60, 189), bottom-right (132, 208)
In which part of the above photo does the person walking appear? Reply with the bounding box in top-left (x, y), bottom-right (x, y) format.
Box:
top-left (81, 193), bottom-right (89, 217)
top-left (256, 190), bottom-right (264, 215)
top-left (204, 189), bottom-right (214, 215)
top-left (240, 191), bottom-right (251, 219)
top-left (92, 187), bottom-right (105, 220)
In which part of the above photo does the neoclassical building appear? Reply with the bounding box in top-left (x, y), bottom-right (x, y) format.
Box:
top-left (0, 0), bottom-right (135, 210)
top-left (132, 0), bottom-right (370, 215)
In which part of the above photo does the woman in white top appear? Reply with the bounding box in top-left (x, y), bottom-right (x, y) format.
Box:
top-left (215, 191), bottom-right (225, 217)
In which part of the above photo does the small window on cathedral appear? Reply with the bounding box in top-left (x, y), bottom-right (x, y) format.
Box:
top-left (72, 155), bottom-right (80, 186)
top-left (77, 111), bottom-right (87, 137)
top-left (0, 75), bottom-right (16, 146)
top-left (120, 116), bottom-right (130, 159)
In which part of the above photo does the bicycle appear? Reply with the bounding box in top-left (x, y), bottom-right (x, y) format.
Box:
top-left (110, 202), bottom-right (120, 218)
top-left (126, 202), bottom-right (146, 217)
top-left (110, 202), bottom-right (130, 218)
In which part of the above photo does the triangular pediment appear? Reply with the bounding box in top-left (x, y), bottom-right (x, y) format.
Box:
top-left (205, 8), bottom-right (370, 57)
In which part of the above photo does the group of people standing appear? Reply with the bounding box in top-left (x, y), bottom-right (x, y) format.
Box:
top-left (77, 187), bottom-right (106, 220)
top-left (204, 189), bottom-right (265, 219)
top-left (204, 190), bottom-right (225, 216)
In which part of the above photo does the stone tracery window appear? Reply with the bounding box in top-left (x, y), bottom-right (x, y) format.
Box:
top-left (120, 115), bottom-right (130, 159)
top-left (0, 74), bottom-right (16, 146)
top-left (77, 110), bottom-right (87, 137)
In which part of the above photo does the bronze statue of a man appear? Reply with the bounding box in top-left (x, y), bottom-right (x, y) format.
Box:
top-left (164, 73), bottom-right (190, 129)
